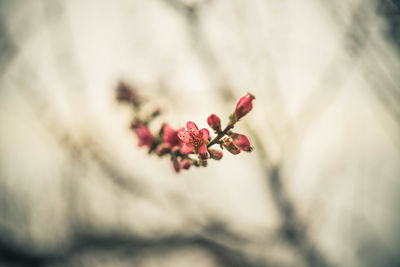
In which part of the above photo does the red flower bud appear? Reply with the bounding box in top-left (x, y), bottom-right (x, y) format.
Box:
top-left (181, 158), bottom-right (192, 169)
top-left (132, 123), bottom-right (153, 147)
top-left (207, 114), bottom-right (221, 132)
top-left (234, 93), bottom-right (255, 119)
top-left (172, 157), bottom-right (180, 173)
top-left (198, 150), bottom-right (209, 160)
top-left (222, 140), bottom-right (241, 155)
top-left (199, 160), bottom-right (208, 167)
top-left (232, 133), bottom-right (253, 152)
top-left (209, 149), bottom-right (223, 160)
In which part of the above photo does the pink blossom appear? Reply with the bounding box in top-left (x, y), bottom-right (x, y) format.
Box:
top-left (207, 114), bottom-right (221, 132)
top-left (231, 133), bottom-right (253, 152)
top-left (133, 124), bottom-right (153, 147)
top-left (162, 124), bottom-right (182, 150)
top-left (234, 93), bottom-right (255, 119)
top-left (177, 121), bottom-right (210, 159)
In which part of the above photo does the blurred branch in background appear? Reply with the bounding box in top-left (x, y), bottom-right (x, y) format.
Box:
top-left (0, 228), bottom-right (281, 267)
top-left (161, 0), bottom-right (335, 266)
top-left (0, 15), bottom-right (18, 78)
top-left (0, 59), bottom-right (283, 266)
top-left (320, 0), bottom-right (400, 150)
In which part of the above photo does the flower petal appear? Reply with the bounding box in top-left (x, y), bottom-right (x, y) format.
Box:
top-left (135, 125), bottom-right (153, 147)
top-left (200, 128), bottom-right (209, 140)
top-left (163, 124), bottom-right (174, 142)
top-left (163, 125), bottom-right (181, 146)
top-left (181, 144), bottom-right (195, 154)
top-left (177, 128), bottom-right (189, 143)
top-left (232, 133), bottom-right (252, 151)
top-left (186, 121), bottom-right (199, 135)
top-left (198, 143), bottom-right (207, 154)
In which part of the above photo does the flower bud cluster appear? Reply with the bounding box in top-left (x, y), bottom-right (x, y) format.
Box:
top-left (116, 81), bottom-right (255, 173)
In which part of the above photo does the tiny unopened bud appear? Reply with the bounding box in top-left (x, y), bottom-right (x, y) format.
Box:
top-left (207, 114), bottom-right (221, 132)
top-left (181, 158), bottom-right (192, 169)
top-left (172, 156), bottom-right (180, 173)
top-left (199, 160), bottom-right (208, 167)
top-left (156, 143), bottom-right (171, 156)
top-left (234, 93), bottom-right (255, 120)
top-left (198, 151), bottom-right (209, 160)
top-left (209, 149), bottom-right (223, 160)
top-left (133, 123), bottom-right (153, 147)
top-left (232, 133), bottom-right (253, 152)
top-left (222, 140), bottom-right (241, 155)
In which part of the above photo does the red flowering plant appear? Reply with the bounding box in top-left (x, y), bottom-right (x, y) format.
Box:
top-left (116, 81), bottom-right (255, 173)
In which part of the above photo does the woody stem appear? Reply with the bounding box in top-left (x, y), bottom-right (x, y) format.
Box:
top-left (207, 123), bottom-right (234, 148)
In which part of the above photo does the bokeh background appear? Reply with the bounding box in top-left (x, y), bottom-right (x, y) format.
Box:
top-left (1, 0), bottom-right (400, 266)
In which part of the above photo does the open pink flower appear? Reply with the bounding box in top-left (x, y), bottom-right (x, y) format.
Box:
top-left (162, 124), bottom-right (182, 150)
top-left (156, 124), bottom-right (182, 156)
top-left (177, 121), bottom-right (210, 158)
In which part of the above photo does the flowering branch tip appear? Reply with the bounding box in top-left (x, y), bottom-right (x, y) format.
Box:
top-left (116, 83), bottom-right (255, 173)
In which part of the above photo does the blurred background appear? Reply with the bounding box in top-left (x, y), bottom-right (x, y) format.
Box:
top-left (1, 0), bottom-right (400, 266)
